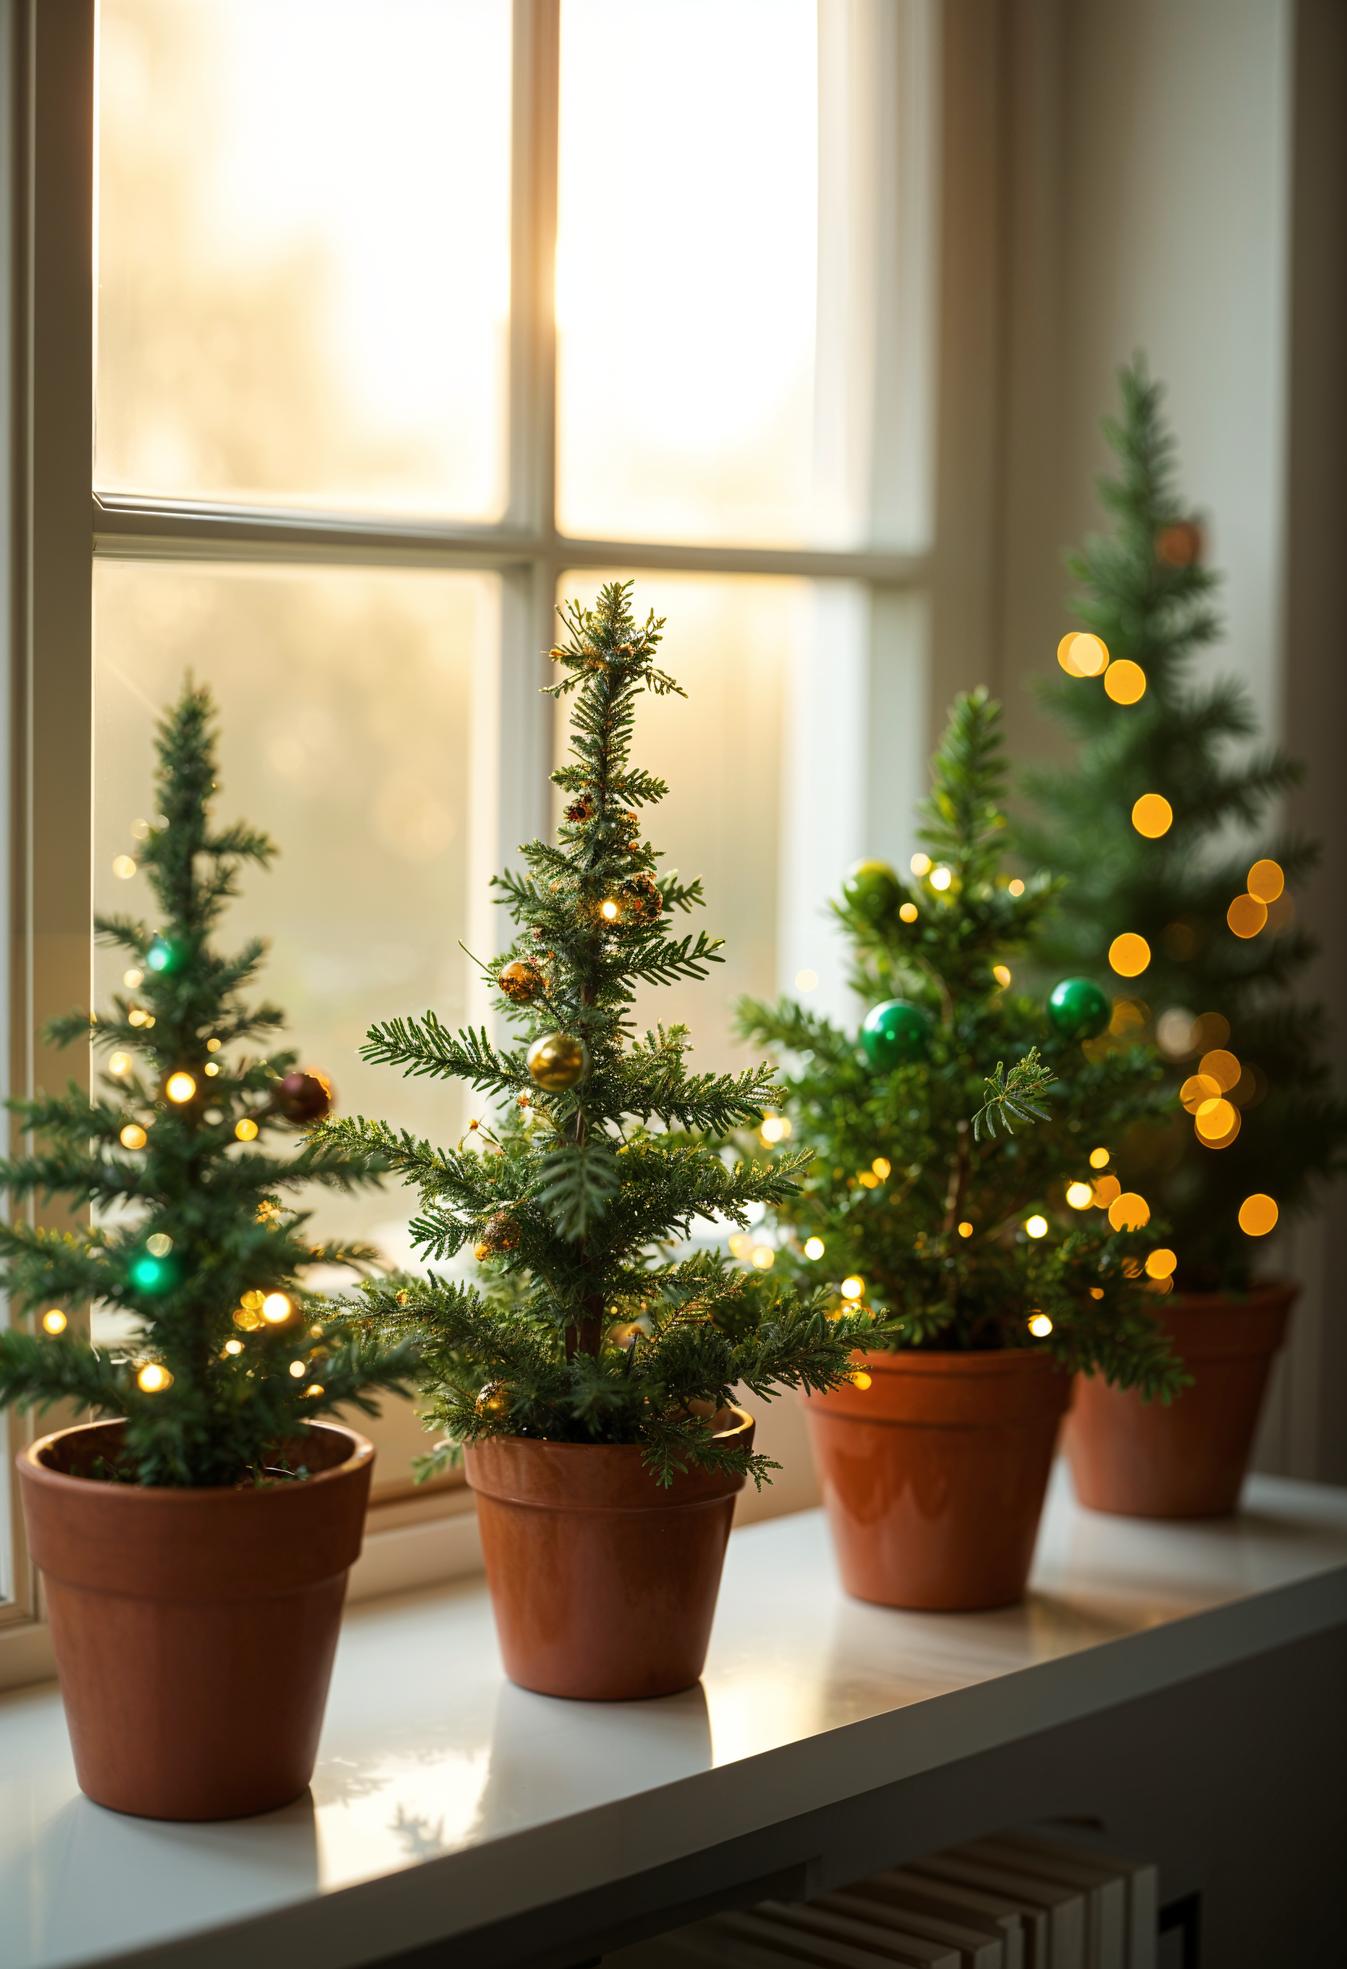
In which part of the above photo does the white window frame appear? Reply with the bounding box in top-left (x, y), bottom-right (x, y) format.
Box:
top-left (2, 0), bottom-right (1005, 1683)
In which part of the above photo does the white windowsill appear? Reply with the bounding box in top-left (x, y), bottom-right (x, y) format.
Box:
top-left (1, 1465), bottom-right (1345, 1969)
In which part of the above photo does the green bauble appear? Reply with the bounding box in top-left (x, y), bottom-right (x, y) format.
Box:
top-left (860, 998), bottom-right (933, 1068)
top-left (1046, 976), bottom-right (1111, 1041)
top-left (842, 858), bottom-right (901, 921)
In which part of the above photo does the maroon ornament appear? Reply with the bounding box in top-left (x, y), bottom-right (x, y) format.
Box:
top-left (272, 1069), bottom-right (334, 1125)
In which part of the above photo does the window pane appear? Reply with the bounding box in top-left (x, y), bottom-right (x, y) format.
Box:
top-left (93, 562), bottom-right (495, 1483)
top-left (95, 0), bottom-right (512, 519)
top-left (556, 0), bottom-right (819, 547)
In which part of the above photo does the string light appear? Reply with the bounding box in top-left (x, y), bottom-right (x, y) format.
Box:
top-left (165, 1071), bottom-right (197, 1104)
top-left (957, 1220), bottom-right (974, 1238)
top-left (1196, 1099), bottom-right (1241, 1148)
top-left (909, 852), bottom-right (931, 877)
top-left (1057, 632), bottom-right (1109, 678)
top-left (899, 901), bottom-right (919, 924)
top-left (204, 1061), bottom-right (220, 1077)
top-left (304, 1383), bottom-right (325, 1399)
top-left (599, 898), bottom-right (620, 922)
top-left (850, 1369), bottom-right (873, 1390)
top-left (872, 1156), bottom-right (892, 1179)
top-left (123, 967), bottom-right (143, 989)
top-left (1088, 1146), bottom-right (1110, 1169)
top-left (840, 1275), bottom-right (865, 1300)
top-left (992, 964), bottom-right (1012, 988)
top-left (130, 818), bottom-right (151, 841)
top-left (136, 1363), bottom-right (172, 1394)
top-left (1089, 1286), bottom-right (1105, 1301)
top-left (750, 1245), bottom-right (775, 1270)
top-left (1145, 1248), bottom-right (1178, 1279)
top-left (119, 1123), bottom-right (148, 1151)
top-left (146, 1233), bottom-right (173, 1257)
top-left (1247, 858), bottom-right (1284, 903)
top-left (803, 1236), bottom-right (826, 1260)
top-left (206, 1037), bottom-right (222, 1053)
top-left (1028, 1311), bottom-right (1054, 1338)
top-left (129, 1252), bottom-right (171, 1292)
top-left (41, 1309), bottom-right (67, 1335)
top-left (1238, 1193), bottom-right (1279, 1236)
top-left (1180, 1072), bottom-right (1221, 1113)
top-left (127, 1007), bottom-right (150, 1028)
top-left (794, 968), bottom-right (818, 992)
top-left (1092, 1174), bottom-right (1121, 1208)
top-left (1108, 1191), bottom-right (1151, 1231)
top-left (1131, 793), bottom-right (1173, 838)
top-left (1199, 1048), bottom-right (1240, 1092)
top-left (1007, 878), bottom-right (1025, 897)
top-left (1104, 659), bottom-right (1147, 704)
top-left (261, 1291), bottom-right (294, 1324)
top-left (234, 1117), bottom-right (260, 1142)
top-left (759, 1114), bottom-right (791, 1145)
top-left (929, 866), bottom-right (953, 892)
top-left (288, 1360), bottom-right (307, 1379)
top-left (112, 855), bottom-right (137, 880)
top-left (108, 1051), bottom-right (132, 1076)
top-left (728, 1232), bottom-right (752, 1259)
top-left (1108, 933), bottom-right (1151, 978)
top-left (1065, 1181), bottom-right (1093, 1210)
top-left (1024, 1214), bottom-right (1049, 1239)
top-left (857, 1170), bottom-right (879, 1190)
top-left (223, 1338), bottom-right (244, 1356)
top-left (233, 1304), bottom-right (263, 1331)
top-left (1226, 893), bottom-right (1267, 939)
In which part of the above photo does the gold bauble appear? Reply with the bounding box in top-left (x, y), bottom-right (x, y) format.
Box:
top-left (476, 1380), bottom-right (510, 1418)
top-left (526, 1032), bottom-right (588, 1092)
top-left (498, 959), bottom-right (545, 1005)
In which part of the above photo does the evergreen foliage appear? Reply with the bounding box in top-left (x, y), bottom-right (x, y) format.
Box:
top-left (741, 689), bottom-right (1182, 1394)
top-left (0, 684), bottom-right (414, 1486)
top-left (325, 583), bottom-right (885, 1486)
top-left (1021, 360), bottom-right (1347, 1289)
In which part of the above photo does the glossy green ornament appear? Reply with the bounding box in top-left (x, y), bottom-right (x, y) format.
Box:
top-left (841, 858), bottom-right (901, 921)
top-left (859, 997), bottom-right (933, 1068)
top-left (1046, 976), bottom-right (1111, 1041)
top-left (146, 935), bottom-right (181, 975)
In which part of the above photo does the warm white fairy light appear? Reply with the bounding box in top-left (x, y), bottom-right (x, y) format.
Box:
top-left (840, 1275), bottom-right (864, 1300)
top-left (136, 1362), bottom-right (172, 1394)
top-left (1024, 1214), bottom-right (1049, 1239)
top-left (41, 1308), bottom-right (67, 1334)
top-left (804, 1236), bottom-right (825, 1260)
top-left (165, 1071), bottom-right (197, 1104)
top-left (1027, 1311), bottom-right (1054, 1338)
top-left (261, 1292), bottom-right (294, 1324)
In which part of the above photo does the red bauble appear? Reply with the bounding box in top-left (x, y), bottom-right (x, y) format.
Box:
top-left (272, 1069), bottom-right (334, 1124)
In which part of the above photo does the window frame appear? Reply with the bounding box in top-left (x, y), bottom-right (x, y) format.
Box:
top-left (2, 0), bottom-right (1006, 1679)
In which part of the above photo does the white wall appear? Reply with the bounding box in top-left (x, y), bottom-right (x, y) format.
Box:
top-left (997, 0), bottom-right (1346, 1480)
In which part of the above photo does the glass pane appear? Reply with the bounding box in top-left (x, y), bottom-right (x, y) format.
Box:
top-left (95, 0), bottom-right (512, 519)
top-left (93, 562), bottom-right (496, 1482)
top-left (555, 574), bottom-right (861, 1071)
top-left (556, 0), bottom-right (819, 547)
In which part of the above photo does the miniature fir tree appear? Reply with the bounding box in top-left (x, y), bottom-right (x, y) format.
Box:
top-left (1020, 360), bottom-right (1347, 1289)
top-left (0, 684), bottom-right (413, 1486)
top-left (324, 582), bottom-right (883, 1485)
top-left (741, 689), bottom-right (1181, 1393)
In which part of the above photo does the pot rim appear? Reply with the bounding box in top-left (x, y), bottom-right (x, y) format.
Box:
top-left (844, 1347), bottom-right (1066, 1377)
top-left (18, 1416), bottom-right (374, 1502)
top-left (478, 1403), bottom-right (754, 1457)
top-left (1165, 1277), bottom-right (1299, 1314)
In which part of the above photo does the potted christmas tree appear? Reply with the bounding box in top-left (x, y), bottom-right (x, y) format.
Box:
top-left (324, 582), bottom-right (881, 1700)
top-left (1022, 361), bottom-right (1347, 1516)
top-left (741, 690), bottom-right (1182, 1611)
top-left (0, 684), bottom-right (413, 1820)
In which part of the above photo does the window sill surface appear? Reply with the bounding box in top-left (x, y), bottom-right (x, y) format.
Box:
top-left (1, 1465), bottom-right (1345, 1969)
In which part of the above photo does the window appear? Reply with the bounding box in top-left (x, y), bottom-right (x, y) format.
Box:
top-left (5, 0), bottom-right (998, 1645)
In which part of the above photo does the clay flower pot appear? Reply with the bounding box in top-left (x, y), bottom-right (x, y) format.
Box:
top-left (1065, 1280), bottom-right (1296, 1518)
top-left (805, 1350), bottom-right (1072, 1611)
top-left (465, 1408), bottom-right (753, 1700)
top-left (18, 1418), bottom-right (374, 1820)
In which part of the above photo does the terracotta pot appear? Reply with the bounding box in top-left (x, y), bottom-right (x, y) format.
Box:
top-left (1065, 1280), bottom-right (1296, 1518)
top-left (465, 1409), bottom-right (753, 1700)
top-left (18, 1418), bottom-right (374, 1820)
top-left (805, 1351), bottom-right (1072, 1611)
